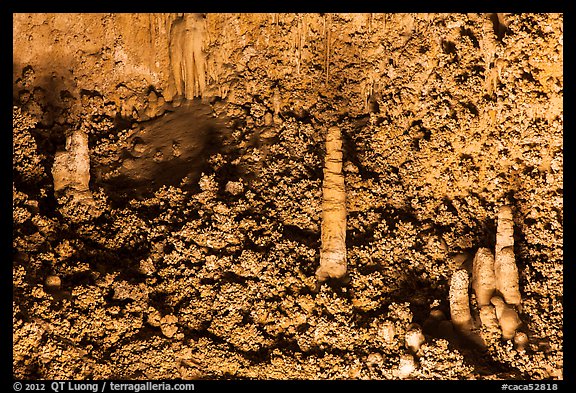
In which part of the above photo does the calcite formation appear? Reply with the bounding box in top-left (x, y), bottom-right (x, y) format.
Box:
top-left (495, 206), bottom-right (521, 306)
top-left (491, 296), bottom-right (522, 340)
top-left (51, 128), bottom-right (94, 205)
top-left (397, 353), bottom-right (416, 379)
top-left (449, 205), bottom-right (523, 346)
top-left (449, 269), bottom-right (474, 337)
top-left (169, 13), bottom-right (207, 100)
top-left (316, 126), bottom-right (347, 281)
top-left (405, 323), bottom-right (426, 356)
top-left (472, 247), bottom-right (496, 307)
top-left (13, 13), bottom-right (563, 380)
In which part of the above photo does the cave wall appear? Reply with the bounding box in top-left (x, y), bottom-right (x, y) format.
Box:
top-left (13, 13), bottom-right (562, 121)
top-left (14, 12), bottom-right (563, 208)
top-left (12, 13), bottom-right (564, 380)
top-left (13, 13), bottom-right (445, 120)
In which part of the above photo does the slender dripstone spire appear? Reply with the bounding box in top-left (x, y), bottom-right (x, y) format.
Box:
top-left (472, 247), bottom-right (496, 307)
top-left (495, 205), bottom-right (521, 306)
top-left (316, 126), bottom-right (347, 282)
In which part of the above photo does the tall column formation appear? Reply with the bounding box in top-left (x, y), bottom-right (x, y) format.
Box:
top-left (316, 126), bottom-right (347, 282)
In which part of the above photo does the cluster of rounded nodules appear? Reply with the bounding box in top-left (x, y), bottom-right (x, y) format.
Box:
top-left (448, 205), bottom-right (526, 350)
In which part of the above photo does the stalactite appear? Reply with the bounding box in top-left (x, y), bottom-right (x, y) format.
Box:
top-left (296, 14), bottom-right (303, 75)
top-left (324, 13), bottom-right (331, 85)
top-left (169, 13), bottom-right (207, 100)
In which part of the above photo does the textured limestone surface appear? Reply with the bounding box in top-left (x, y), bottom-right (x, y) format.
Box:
top-left (13, 13), bottom-right (562, 380)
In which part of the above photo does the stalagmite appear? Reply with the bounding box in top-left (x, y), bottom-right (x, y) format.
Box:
top-left (513, 331), bottom-right (529, 352)
top-left (316, 126), bottom-right (347, 281)
top-left (449, 268), bottom-right (488, 347)
top-left (397, 353), bottom-right (416, 379)
top-left (472, 247), bottom-right (496, 307)
top-left (478, 305), bottom-right (501, 338)
top-left (491, 296), bottom-right (522, 340)
top-left (449, 269), bottom-right (474, 336)
top-left (44, 275), bottom-right (62, 290)
top-left (448, 205), bottom-right (524, 343)
top-left (495, 206), bottom-right (521, 306)
top-left (496, 206), bottom-right (514, 250)
top-left (52, 128), bottom-right (94, 205)
top-left (405, 323), bottom-right (425, 355)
